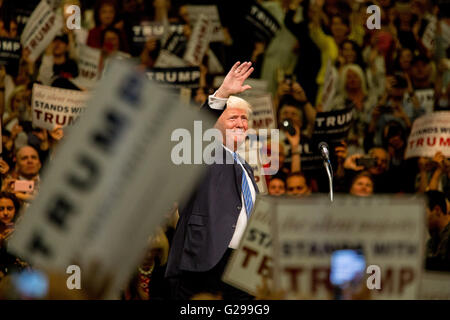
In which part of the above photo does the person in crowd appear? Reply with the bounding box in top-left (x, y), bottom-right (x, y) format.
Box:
top-left (342, 146), bottom-right (390, 193)
top-left (417, 151), bottom-right (450, 196)
top-left (100, 26), bottom-right (127, 57)
top-left (59, 0), bottom-right (89, 60)
top-left (349, 171), bottom-right (374, 197)
top-left (330, 64), bottom-right (378, 154)
top-left (393, 48), bottom-right (414, 75)
top-left (0, 192), bottom-right (28, 283)
top-left (2, 145), bottom-right (42, 202)
top-left (124, 228), bottom-right (170, 300)
top-left (390, 1), bottom-right (421, 53)
top-left (87, 0), bottom-right (129, 52)
top-left (367, 72), bottom-right (414, 148)
top-left (286, 171), bottom-right (311, 197)
top-left (308, 0), bottom-right (339, 105)
top-left (284, 0), bottom-right (321, 103)
top-left (425, 190), bottom-right (450, 271)
top-left (337, 40), bottom-right (365, 70)
top-left (0, 192), bottom-right (21, 242)
top-left (37, 34), bottom-right (79, 86)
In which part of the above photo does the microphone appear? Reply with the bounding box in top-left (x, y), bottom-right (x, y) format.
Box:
top-left (318, 142), bottom-right (330, 161)
top-left (318, 141), bottom-right (334, 203)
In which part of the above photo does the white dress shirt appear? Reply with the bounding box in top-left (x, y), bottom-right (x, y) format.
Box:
top-left (208, 91), bottom-right (228, 110)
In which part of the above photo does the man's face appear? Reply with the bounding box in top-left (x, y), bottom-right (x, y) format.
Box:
top-left (368, 148), bottom-right (388, 175)
top-left (216, 107), bottom-right (249, 150)
top-left (350, 176), bottom-right (373, 197)
top-left (16, 146), bottom-right (41, 178)
top-left (286, 176), bottom-right (310, 196)
top-left (0, 198), bottom-right (15, 224)
top-left (268, 178), bottom-right (285, 196)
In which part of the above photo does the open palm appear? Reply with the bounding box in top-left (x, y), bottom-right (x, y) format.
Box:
top-left (216, 61), bottom-right (254, 98)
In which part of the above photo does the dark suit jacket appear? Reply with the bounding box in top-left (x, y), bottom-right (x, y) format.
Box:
top-left (165, 145), bottom-right (259, 278)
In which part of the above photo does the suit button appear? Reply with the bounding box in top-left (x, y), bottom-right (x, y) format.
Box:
top-left (232, 224), bottom-right (236, 229)
top-left (237, 205), bottom-right (242, 211)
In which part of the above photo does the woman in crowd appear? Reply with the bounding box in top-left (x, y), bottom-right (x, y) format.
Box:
top-left (331, 64), bottom-right (378, 154)
top-left (87, 0), bottom-right (129, 52)
top-left (0, 192), bottom-right (28, 283)
top-left (0, 192), bottom-right (20, 241)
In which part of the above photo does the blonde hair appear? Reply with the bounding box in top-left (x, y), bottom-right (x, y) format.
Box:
top-left (6, 85), bottom-right (26, 113)
top-left (226, 95), bottom-right (252, 116)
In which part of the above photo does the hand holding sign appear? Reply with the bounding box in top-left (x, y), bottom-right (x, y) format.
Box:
top-left (49, 125), bottom-right (64, 141)
top-left (216, 61), bottom-right (254, 98)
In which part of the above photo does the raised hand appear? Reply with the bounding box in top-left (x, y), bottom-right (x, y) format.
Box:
top-left (216, 61), bottom-right (254, 98)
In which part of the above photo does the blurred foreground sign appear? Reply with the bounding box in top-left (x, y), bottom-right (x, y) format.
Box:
top-left (225, 195), bottom-right (426, 299)
top-left (272, 196), bottom-right (425, 300)
top-left (10, 60), bottom-right (213, 298)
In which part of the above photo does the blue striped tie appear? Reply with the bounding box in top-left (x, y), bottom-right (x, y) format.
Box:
top-left (234, 153), bottom-right (253, 219)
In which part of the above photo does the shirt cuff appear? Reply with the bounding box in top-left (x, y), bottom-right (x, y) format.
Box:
top-left (208, 91), bottom-right (228, 110)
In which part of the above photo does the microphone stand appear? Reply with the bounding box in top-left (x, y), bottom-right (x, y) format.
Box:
top-left (323, 159), bottom-right (334, 203)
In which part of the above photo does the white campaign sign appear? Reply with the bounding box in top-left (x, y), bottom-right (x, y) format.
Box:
top-left (222, 196), bottom-right (274, 295)
top-left (185, 5), bottom-right (224, 43)
top-left (32, 83), bottom-right (90, 130)
top-left (405, 112), bottom-right (450, 159)
top-left (183, 14), bottom-right (213, 66)
top-left (272, 196), bottom-right (425, 300)
top-left (10, 60), bottom-right (213, 299)
top-left (73, 45), bottom-right (102, 90)
top-left (21, 0), bottom-right (63, 62)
